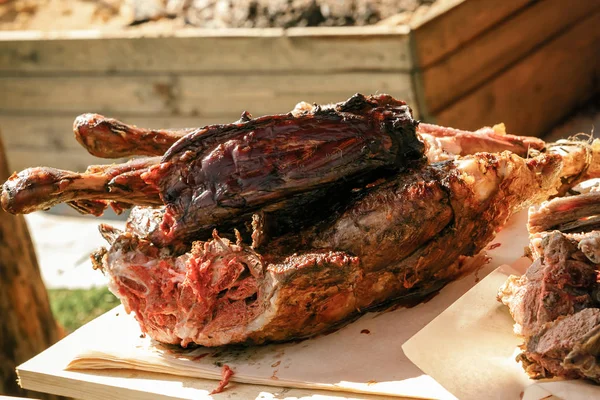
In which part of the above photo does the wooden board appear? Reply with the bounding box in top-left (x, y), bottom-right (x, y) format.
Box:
top-left (0, 26), bottom-right (411, 74)
top-left (417, 0), bottom-right (599, 115)
top-left (0, 72), bottom-right (414, 118)
top-left (409, 0), bottom-right (533, 68)
top-left (433, 10), bottom-right (600, 137)
top-left (0, 0), bottom-right (589, 172)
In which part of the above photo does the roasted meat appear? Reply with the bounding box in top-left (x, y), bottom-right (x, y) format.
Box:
top-left (3, 93), bottom-right (599, 347)
top-left (72, 107), bottom-right (545, 161)
top-left (499, 187), bottom-right (600, 381)
top-left (5, 94), bottom-right (426, 246)
top-left (1, 157), bottom-right (162, 216)
top-left (92, 151), bottom-right (565, 346)
top-left (517, 308), bottom-right (600, 381)
top-left (498, 232), bottom-right (600, 337)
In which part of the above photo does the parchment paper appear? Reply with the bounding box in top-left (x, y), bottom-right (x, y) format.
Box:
top-left (403, 260), bottom-right (600, 400)
top-left (66, 211), bottom-right (531, 399)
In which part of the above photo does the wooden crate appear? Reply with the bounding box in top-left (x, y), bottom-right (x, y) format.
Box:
top-left (0, 0), bottom-right (597, 173)
top-left (414, 0), bottom-right (600, 136)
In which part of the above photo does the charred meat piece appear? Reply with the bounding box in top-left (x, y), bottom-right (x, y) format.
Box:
top-left (93, 151), bottom-right (564, 346)
top-left (517, 308), bottom-right (600, 381)
top-left (498, 232), bottom-right (600, 337)
top-left (147, 93), bottom-right (425, 245)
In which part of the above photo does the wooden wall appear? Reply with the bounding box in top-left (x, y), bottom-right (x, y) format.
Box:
top-left (0, 27), bottom-right (414, 173)
top-left (414, 0), bottom-right (600, 136)
top-left (0, 0), bottom-right (598, 174)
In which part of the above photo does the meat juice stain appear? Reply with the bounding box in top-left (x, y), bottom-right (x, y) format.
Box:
top-left (271, 369), bottom-right (279, 380)
top-left (271, 360), bottom-right (281, 368)
top-left (487, 242), bottom-right (502, 250)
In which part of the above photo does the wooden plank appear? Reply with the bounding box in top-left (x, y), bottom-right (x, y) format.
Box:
top-left (410, 0), bottom-right (533, 68)
top-left (0, 73), bottom-right (415, 118)
top-left (177, 74), bottom-right (416, 118)
top-left (0, 26), bottom-right (411, 74)
top-left (420, 0), bottom-right (599, 114)
top-left (433, 11), bottom-right (600, 137)
top-left (0, 115), bottom-right (226, 152)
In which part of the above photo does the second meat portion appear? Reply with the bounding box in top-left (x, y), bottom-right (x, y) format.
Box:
top-left (499, 182), bottom-right (600, 381)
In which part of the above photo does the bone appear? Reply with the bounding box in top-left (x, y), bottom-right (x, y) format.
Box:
top-left (528, 191), bottom-right (600, 233)
top-left (1, 157), bottom-right (162, 215)
top-left (418, 123), bottom-right (546, 161)
top-left (73, 113), bottom-right (195, 158)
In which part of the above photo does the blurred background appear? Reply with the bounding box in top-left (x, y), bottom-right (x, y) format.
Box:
top-left (0, 0), bottom-right (598, 398)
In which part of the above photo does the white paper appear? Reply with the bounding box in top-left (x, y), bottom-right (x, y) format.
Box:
top-left (403, 259), bottom-right (600, 400)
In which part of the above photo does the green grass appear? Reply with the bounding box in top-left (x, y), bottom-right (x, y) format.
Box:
top-left (48, 286), bottom-right (120, 333)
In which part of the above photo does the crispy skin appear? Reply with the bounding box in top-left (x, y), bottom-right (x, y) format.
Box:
top-left (95, 151), bottom-right (563, 346)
